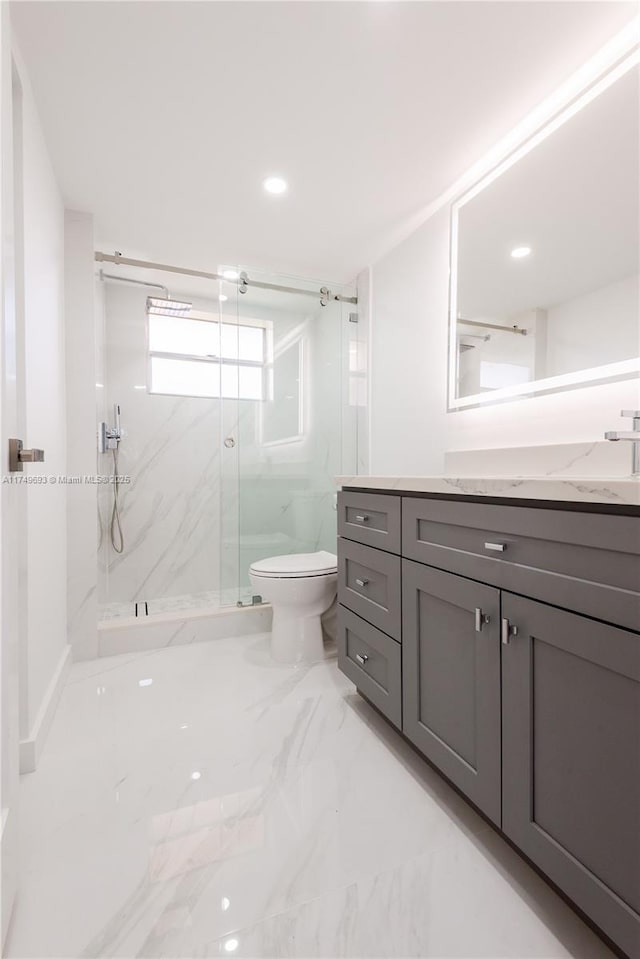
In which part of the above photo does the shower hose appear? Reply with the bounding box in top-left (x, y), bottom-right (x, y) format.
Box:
top-left (110, 447), bottom-right (124, 554)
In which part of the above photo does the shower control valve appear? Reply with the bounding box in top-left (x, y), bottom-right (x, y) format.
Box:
top-left (98, 422), bottom-right (122, 453)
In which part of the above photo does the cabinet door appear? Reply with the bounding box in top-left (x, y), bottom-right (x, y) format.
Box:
top-left (502, 593), bottom-right (640, 957)
top-left (402, 561), bottom-right (501, 824)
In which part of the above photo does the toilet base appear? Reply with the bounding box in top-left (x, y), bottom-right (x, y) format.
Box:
top-left (249, 560), bottom-right (337, 666)
top-left (270, 607), bottom-right (325, 665)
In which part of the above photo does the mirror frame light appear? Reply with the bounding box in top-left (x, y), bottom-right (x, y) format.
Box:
top-left (447, 44), bottom-right (640, 412)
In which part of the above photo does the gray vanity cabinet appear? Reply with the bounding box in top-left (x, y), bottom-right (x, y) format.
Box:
top-left (337, 489), bottom-right (640, 955)
top-left (502, 592), bottom-right (640, 959)
top-left (402, 561), bottom-right (502, 824)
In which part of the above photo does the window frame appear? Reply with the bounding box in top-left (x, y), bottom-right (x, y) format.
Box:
top-left (146, 308), bottom-right (269, 401)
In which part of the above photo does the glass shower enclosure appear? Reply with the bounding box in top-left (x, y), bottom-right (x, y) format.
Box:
top-left (96, 262), bottom-right (364, 620)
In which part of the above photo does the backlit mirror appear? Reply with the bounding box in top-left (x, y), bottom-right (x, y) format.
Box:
top-left (449, 58), bottom-right (640, 409)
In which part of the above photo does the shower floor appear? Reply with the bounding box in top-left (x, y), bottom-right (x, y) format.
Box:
top-left (98, 586), bottom-right (255, 621)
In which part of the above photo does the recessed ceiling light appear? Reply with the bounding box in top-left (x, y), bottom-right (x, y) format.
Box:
top-left (219, 294), bottom-right (228, 303)
top-left (222, 269), bottom-right (239, 281)
top-left (191, 771), bottom-right (201, 781)
top-left (510, 246), bottom-right (532, 259)
top-left (138, 678), bottom-right (153, 687)
top-left (263, 175), bottom-right (288, 195)
top-left (224, 939), bottom-right (239, 953)
top-left (134, 385), bottom-right (146, 390)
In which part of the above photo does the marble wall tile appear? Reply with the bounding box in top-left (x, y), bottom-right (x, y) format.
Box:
top-left (444, 440), bottom-right (632, 478)
top-left (97, 605), bottom-right (272, 657)
top-left (101, 284), bottom-right (222, 607)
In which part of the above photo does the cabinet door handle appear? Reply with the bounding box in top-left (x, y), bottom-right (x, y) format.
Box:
top-left (354, 578), bottom-right (369, 588)
top-left (475, 607), bottom-right (490, 632)
top-left (355, 653), bottom-right (369, 665)
top-left (485, 542), bottom-right (506, 552)
top-left (501, 618), bottom-right (518, 645)
top-left (355, 514), bottom-right (369, 523)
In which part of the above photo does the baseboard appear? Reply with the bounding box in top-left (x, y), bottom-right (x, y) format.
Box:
top-left (19, 644), bottom-right (72, 774)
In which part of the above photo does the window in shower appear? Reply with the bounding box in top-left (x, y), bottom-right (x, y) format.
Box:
top-left (147, 310), bottom-right (267, 400)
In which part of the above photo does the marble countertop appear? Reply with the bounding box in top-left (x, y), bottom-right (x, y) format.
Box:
top-left (336, 475), bottom-right (640, 507)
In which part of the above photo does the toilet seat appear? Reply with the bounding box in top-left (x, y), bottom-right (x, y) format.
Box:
top-left (250, 550), bottom-right (337, 579)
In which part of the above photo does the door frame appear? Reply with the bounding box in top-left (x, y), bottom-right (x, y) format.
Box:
top-left (0, 7), bottom-right (26, 943)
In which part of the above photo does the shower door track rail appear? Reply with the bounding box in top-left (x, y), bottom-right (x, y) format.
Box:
top-left (95, 251), bottom-right (358, 305)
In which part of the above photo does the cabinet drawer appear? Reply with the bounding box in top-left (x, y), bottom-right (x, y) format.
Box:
top-left (338, 605), bottom-right (401, 728)
top-left (338, 538), bottom-right (401, 640)
top-left (338, 491), bottom-right (401, 554)
top-left (403, 497), bottom-right (640, 632)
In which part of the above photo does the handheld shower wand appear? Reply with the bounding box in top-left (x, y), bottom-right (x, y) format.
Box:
top-left (98, 403), bottom-right (123, 453)
top-left (97, 403), bottom-right (125, 553)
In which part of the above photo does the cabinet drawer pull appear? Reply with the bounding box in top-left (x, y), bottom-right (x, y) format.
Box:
top-left (501, 617), bottom-right (518, 645)
top-left (355, 578), bottom-right (369, 588)
top-left (475, 607), bottom-right (490, 632)
top-left (485, 542), bottom-right (507, 552)
top-left (355, 514), bottom-right (369, 523)
top-left (355, 653), bottom-right (369, 665)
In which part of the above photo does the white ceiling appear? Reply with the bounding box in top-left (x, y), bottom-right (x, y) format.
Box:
top-left (11, 1), bottom-right (638, 284)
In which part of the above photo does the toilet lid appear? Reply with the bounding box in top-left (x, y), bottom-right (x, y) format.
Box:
top-left (250, 550), bottom-right (337, 578)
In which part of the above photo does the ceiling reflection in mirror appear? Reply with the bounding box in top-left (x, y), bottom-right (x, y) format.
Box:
top-left (450, 60), bottom-right (639, 406)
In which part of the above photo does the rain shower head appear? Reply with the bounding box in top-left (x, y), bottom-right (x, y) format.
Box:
top-left (146, 296), bottom-right (192, 316)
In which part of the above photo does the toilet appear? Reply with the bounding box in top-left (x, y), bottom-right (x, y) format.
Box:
top-left (249, 550), bottom-right (338, 664)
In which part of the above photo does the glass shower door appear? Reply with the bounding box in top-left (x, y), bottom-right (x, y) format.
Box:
top-left (220, 268), bottom-right (358, 606)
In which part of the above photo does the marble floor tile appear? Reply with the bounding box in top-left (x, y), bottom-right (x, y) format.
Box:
top-left (6, 635), bottom-right (614, 959)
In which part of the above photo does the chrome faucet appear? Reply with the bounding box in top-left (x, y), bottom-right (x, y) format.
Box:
top-left (604, 410), bottom-right (640, 476)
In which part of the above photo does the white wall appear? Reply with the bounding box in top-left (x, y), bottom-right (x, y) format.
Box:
top-left (369, 61), bottom-right (640, 473)
top-left (65, 211), bottom-right (98, 661)
top-left (546, 272), bottom-right (639, 377)
top-left (370, 208), bottom-right (449, 475)
top-left (12, 39), bottom-right (69, 766)
top-left (354, 267), bottom-right (371, 476)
